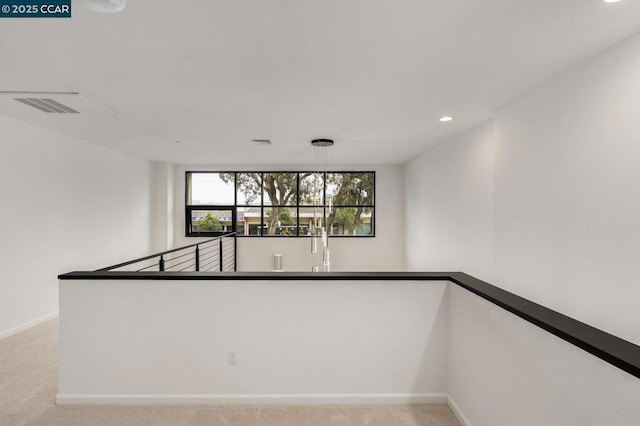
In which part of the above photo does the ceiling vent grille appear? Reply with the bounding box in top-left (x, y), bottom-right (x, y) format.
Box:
top-left (14, 98), bottom-right (79, 113)
top-left (251, 139), bottom-right (272, 145)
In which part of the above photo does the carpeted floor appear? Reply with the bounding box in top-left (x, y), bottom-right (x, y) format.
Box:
top-left (0, 319), bottom-right (461, 426)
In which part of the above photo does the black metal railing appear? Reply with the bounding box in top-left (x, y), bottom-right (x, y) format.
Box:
top-left (96, 233), bottom-right (237, 272)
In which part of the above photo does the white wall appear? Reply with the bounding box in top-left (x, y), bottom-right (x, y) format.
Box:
top-left (58, 279), bottom-right (448, 404)
top-left (404, 31), bottom-right (640, 425)
top-left (448, 286), bottom-right (640, 426)
top-left (404, 121), bottom-right (495, 281)
top-left (493, 31), bottom-right (640, 344)
top-left (0, 115), bottom-right (151, 338)
top-left (150, 162), bottom-right (174, 252)
top-left (167, 164), bottom-right (406, 272)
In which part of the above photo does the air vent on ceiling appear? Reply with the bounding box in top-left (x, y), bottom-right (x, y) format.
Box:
top-left (251, 139), bottom-right (272, 145)
top-left (14, 98), bottom-right (79, 113)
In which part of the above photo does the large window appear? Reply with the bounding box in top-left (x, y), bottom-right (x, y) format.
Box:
top-left (186, 171), bottom-right (375, 237)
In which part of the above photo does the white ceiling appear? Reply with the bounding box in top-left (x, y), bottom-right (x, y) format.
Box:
top-left (1, 0), bottom-right (640, 165)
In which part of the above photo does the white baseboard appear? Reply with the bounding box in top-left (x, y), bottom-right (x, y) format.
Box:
top-left (0, 311), bottom-right (58, 340)
top-left (56, 393), bottom-right (448, 406)
top-left (447, 395), bottom-right (471, 426)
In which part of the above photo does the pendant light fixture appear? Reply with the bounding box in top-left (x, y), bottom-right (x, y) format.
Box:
top-left (310, 139), bottom-right (334, 272)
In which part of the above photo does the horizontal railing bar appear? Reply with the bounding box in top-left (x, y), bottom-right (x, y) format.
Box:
top-left (200, 257), bottom-right (217, 265)
top-left (200, 250), bottom-right (219, 257)
top-left (201, 243), bottom-right (221, 249)
top-left (201, 264), bottom-right (217, 272)
top-left (136, 263), bottom-right (160, 272)
top-left (111, 262), bottom-right (157, 272)
top-left (178, 263), bottom-right (196, 272)
top-left (163, 256), bottom-right (194, 267)
top-left (58, 271), bottom-right (459, 280)
top-left (199, 254), bottom-right (218, 264)
top-left (200, 262), bottom-right (220, 272)
top-left (198, 248), bottom-right (219, 256)
top-left (200, 238), bottom-right (225, 246)
top-left (164, 258), bottom-right (195, 270)
top-left (198, 244), bottom-right (219, 252)
top-left (163, 245), bottom-right (193, 253)
top-left (95, 233), bottom-right (236, 271)
top-left (161, 251), bottom-right (193, 263)
top-left (201, 257), bottom-right (220, 269)
top-left (201, 243), bottom-right (222, 250)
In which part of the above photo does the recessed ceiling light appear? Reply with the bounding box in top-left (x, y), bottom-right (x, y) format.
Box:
top-left (603, 0), bottom-right (622, 3)
top-left (439, 116), bottom-right (453, 122)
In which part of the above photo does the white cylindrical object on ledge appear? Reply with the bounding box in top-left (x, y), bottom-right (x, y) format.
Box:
top-left (273, 254), bottom-right (283, 272)
top-left (312, 265), bottom-right (319, 272)
top-left (323, 249), bottom-right (331, 272)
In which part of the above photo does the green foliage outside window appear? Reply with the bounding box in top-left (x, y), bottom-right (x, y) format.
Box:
top-left (196, 213), bottom-right (222, 231)
top-left (333, 208), bottom-right (360, 234)
top-left (267, 207), bottom-right (296, 226)
top-left (325, 173), bottom-right (373, 233)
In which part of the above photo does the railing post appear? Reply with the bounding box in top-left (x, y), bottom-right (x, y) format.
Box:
top-left (219, 238), bottom-right (224, 271)
top-left (195, 245), bottom-right (200, 272)
top-left (234, 234), bottom-right (237, 272)
top-left (159, 255), bottom-right (165, 272)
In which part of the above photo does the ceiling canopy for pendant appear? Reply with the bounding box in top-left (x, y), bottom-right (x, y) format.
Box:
top-left (310, 139), bottom-right (334, 147)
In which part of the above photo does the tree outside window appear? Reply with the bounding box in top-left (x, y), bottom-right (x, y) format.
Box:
top-left (195, 212), bottom-right (222, 232)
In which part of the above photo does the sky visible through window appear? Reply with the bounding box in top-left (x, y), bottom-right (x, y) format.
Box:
top-left (190, 173), bottom-right (234, 205)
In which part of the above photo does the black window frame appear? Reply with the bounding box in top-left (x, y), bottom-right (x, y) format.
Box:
top-left (185, 172), bottom-right (237, 237)
top-left (185, 171), bottom-right (375, 238)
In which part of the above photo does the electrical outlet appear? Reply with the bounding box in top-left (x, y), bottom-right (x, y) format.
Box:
top-left (228, 351), bottom-right (238, 366)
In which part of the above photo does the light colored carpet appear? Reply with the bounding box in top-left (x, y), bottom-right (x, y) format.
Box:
top-left (0, 319), bottom-right (461, 426)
